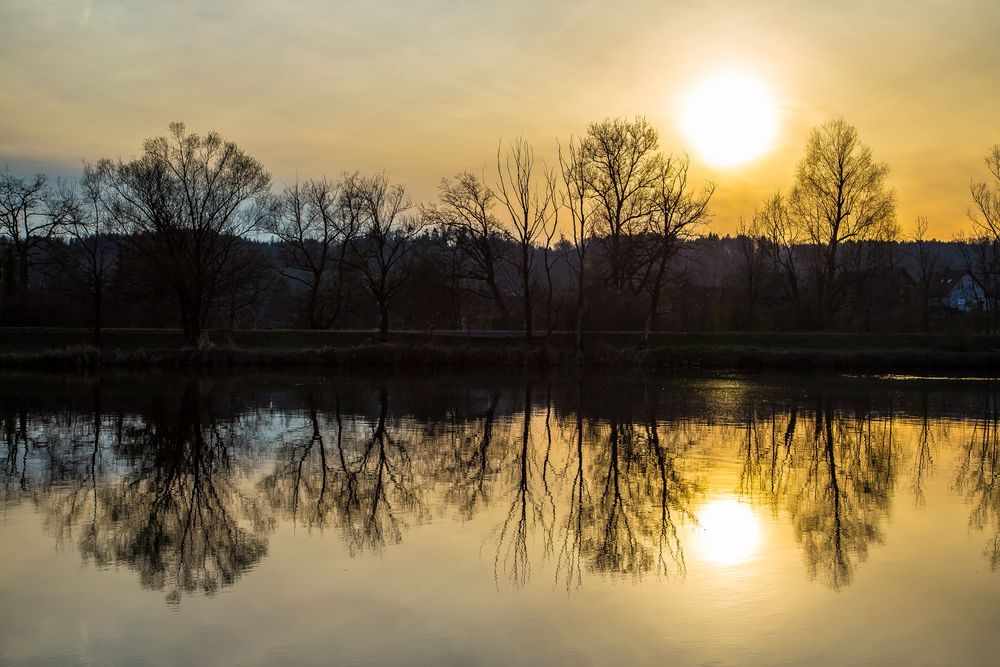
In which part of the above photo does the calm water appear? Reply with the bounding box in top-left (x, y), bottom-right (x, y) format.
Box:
top-left (2, 371), bottom-right (1000, 666)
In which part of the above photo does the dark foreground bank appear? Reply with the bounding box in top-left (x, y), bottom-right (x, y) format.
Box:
top-left (2, 328), bottom-right (1000, 371)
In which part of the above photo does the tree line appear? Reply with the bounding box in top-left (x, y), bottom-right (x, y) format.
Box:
top-left (2, 118), bottom-right (999, 346)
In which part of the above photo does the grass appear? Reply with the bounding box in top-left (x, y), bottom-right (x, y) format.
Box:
top-left (1, 327), bottom-right (999, 371)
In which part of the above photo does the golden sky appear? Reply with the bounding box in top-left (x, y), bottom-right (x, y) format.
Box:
top-left (2, 0), bottom-right (999, 237)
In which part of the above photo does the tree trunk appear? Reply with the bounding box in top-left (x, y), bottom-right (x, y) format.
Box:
top-left (523, 281), bottom-right (533, 344)
top-left (93, 281), bottom-right (103, 351)
top-left (179, 292), bottom-right (204, 347)
top-left (178, 296), bottom-right (193, 344)
top-left (521, 244), bottom-right (533, 344)
top-left (488, 275), bottom-right (507, 328)
top-left (2, 246), bottom-right (15, 298)
top-left (544, 254), bottom-right (555, 340)
top-left (546, 278), bottom-right (554, 340)
top-left (307, 275), bottom-right (322, 330)
top-left (575, 263), bottom-right (586, 352)
top-left (190, 318), bottom-right (204, 347)
top-left (17, 248), bottom-right (29, 296)
top-left (820, 241), bottom-right (839, 330)
top-left (330, 245), bottom-right (350, 329)
top-left (641, 259), bottom-right (668, 348)
top-left (640, 285), bottom-right (661, 348)
top-left (378, 299), bottom-right (389, 342)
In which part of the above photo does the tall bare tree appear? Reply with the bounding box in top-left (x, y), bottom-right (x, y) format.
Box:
top-left (426, 171), bottom-right (509, 326)
top-left (970, 146), bottom-right (1000, 240)
top-left (558, 136), bottom-right (596, 350)
top-left (60, 161), bottom-right (118, 348)
top-left (736, 216), bottom-right (769, 330)
top-left (539, 191), bottom-right (565, 339)
top-left (963, 146), bottom-right (1000, 329)
top-left (790, 118), bottom-right (896, 327)
top-left (582, 117), bottom-right (661, 291)
top-left (103, 122), bottom-right (271, 346)
top-left (495, 137), bottom-right (555, 343)
top-left (266, 177), bottom-right (359, 329)
top-left (909, 217), bottom-right (942, 332)
top-left (755, 192), bottom-right (804, 326)
top-left (350, 173), bottom-right (421, 341)
top-left (639, 156), bottom-right (714, 345)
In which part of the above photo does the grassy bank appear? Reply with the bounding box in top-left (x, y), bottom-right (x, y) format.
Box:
top-left (1, 327), bottom-right (999, 371)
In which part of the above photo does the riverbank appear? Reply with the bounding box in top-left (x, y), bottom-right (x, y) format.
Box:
top-left (2, 327), bottom-right (999, 371)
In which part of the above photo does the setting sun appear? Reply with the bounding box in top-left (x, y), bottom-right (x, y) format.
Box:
top-left (695, 499), bottom-right (763, 565)
top-left (679, 70), bottom-right (779, 168)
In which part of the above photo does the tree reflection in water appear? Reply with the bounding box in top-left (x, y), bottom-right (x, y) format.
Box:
top-left (956, 392), bottom-right (1000, 569)
top-left (261, 387), bottom-right (424, 555)
top-left (5, 374), bottom-right (1000, 601)
top-left (5, 381), bottom-right (272, 603)
top-left (738, 394), bottom-right (896, 589)
top-left (494, 383), bottom-right (547, 588)
top-left (577, 391), bottom-right (698, 581)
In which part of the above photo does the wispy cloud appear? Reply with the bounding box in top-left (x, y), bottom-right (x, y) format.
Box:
top-left (78, 1), bottom-right (91, 27)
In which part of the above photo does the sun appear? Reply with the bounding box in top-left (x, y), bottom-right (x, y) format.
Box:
top-left (679, 70), bottom-right (778, 168)
top-left (695, 499), bottom-right (763, 566)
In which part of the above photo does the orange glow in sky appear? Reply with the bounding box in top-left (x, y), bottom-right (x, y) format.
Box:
top-left (2, 1), bottom-right (999, 237)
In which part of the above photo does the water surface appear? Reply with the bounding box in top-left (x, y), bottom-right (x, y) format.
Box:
top-left (2, 371), bottom-right (999, 665)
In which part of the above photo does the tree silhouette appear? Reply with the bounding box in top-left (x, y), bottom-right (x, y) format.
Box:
top-left (790, 118), bottom-right (897, 327)
top-left (265, 177), bottom-right (360, 329)
top-left (495, 138), bottom-right (557, 343)
top-left (349, 173), bottom-right (423, 341)
top-left (427, 172), bottom-right (510, 326)
top-left (0, 168), bottom-right (66, 299)
top-left (640, 156), bottom-right (714, 345)
top-left (583, 117), bottom-right (661, 292)
top-left (102, 122), bottom-right (271, 345)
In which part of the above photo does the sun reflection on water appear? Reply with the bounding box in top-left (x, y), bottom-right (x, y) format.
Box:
top-left (696, 499), bottom-right (763, 566)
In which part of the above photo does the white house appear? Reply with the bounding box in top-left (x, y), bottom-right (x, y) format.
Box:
top-left (929, 270), bottom-right (985, 313)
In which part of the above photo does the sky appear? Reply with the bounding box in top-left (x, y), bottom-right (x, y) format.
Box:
top-left (2, 0), bottom-right (999, 238)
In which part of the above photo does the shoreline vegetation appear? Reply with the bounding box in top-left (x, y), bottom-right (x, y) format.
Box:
top-left (2, 328), bottom-right (999, 371)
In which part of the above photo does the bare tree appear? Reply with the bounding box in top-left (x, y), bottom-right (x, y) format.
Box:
top-left (958, 232), bottom-right (1000, 331)
top-left (558, 136), bottom-right (597, 351)
top-left (102, 122), bottom-right (271, 346)
top-left (639, 156), bottom-right (714, 345)
top-left (582, 117), bottom-right (661, 291)
top-left (970, 146), bottom-right (1000, 240)
top-left (0, 168), bottom-right (64, 298)
top-left (426, 171), bottom-right (509, 325)
top-left (909, 217), bottom-right (941, 333)
top-left (966, 146), bottom-right (1000, 328)
top-left (217, 239), bottom-right (277, 330)
top-left (495, 137), bottom-right (556, 343)
top-left (539, 188), bottom-right (566, 339)
top-left (790, 118), bottom-right (897, 327)
top-left (350, 173), bottom-right (422, 341)
top-left (755, 192), bottom-right (804, 326)
top-left (60, 161), bottom-right (118, 348)
top-left (735, 216), bottom-right (769, 330)
top-left (266, 177), bottom-right (359, 329)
